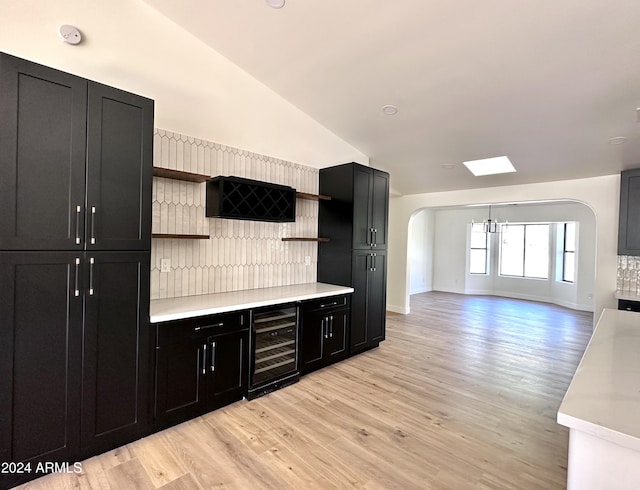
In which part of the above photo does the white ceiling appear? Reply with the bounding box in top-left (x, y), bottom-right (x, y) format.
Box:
top-left (143, 0), bottom-right (640, 195)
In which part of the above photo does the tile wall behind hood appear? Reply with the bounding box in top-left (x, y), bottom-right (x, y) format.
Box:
top-left (151, 129), bottom-right (319, 300)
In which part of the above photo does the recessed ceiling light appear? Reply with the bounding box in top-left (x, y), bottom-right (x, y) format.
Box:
top-left (266, 0), bottom-right (285, 9)
top-left (608, 136), bottom-right (628, 145)
top-left (265, 0), bottom-right (285, 8)
top-left (381, 105), bottom-right (398, 116)
top-left (463, 156), bottom-right (516, 177)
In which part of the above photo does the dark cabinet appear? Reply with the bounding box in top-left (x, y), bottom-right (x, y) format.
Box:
top-left (81, 253), bottom-right (151, 455)
top-left (0, 52), bottom-right (153, 252)
top-left (0, 252), bottom-right (149, 484)
top-left (154, 313), bottom-right (249, 430)
top-left (318, 163), bottom-right (389, 354)
top-left (301, 295), bottom-right (350, 374)
top-left (0, 52), bottom-right (153, 487)
top-left (351, 251), bottom-right (387, 353)
top-left (618, 169), bottom-right (640, 255)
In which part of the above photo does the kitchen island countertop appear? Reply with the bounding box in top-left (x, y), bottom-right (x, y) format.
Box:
top-left (150, 282), bottom-right (354, 323)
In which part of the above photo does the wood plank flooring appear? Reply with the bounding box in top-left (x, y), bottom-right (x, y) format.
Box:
top-left (15, 292), bottom-right (593, 489)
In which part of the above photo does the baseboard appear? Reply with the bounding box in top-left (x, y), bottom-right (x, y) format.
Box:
top-left (387, 303), bottom-right (410, 314)
top-left (410, 286), bottom-right (431, 295)
top-left (463, 289), bottom-right (594, 312)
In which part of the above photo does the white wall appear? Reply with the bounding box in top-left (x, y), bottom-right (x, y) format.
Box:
top-left (429, 202), bottom-right (595, 311)
top-left (0, 0), bottom-right (367, 169)
top-left (388, 175), bottom-right (619, 326)
top-left (408, 209), bottom-right (434, 294)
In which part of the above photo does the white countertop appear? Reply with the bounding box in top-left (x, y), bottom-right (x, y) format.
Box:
top-left (557, 308), bottom-right (640, 451)
top-left (150, 282), bottom-right (354, 323)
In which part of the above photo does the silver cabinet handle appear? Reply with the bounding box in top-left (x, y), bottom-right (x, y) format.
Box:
top-left (90, 206), bottom-right (96, 244)
top-left (320, 301), bottom-right (338, 308)
top-left (74, 258), bottom-right (80, 296)
top-left (329, 315), bottom-right (334, 338)
top-left (210, 341), bottom-right (216, 372)
top-left (201, 344), bottom-right (207, 375)
top-left (372, 253), bottom-right (377, 272)
top-left (88, 257), bottom-right (95, 295)
top-left (75, 205), bottom-right (82, 245)
top-left (323, 317), bottom-right (328, 339)
top-left (373, 228), bottom-right (377, 247)
top-left (194, 322), bottom-right (224, 332)
top-left (369, 253), bottom-right (375, 272)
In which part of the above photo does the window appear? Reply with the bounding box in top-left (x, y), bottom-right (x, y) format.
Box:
top-left (470, 223), bottom-right (488, 274)
top-left (562, 222), bottom-right (576, 283)
top-left (499, 224), bottom-right (549, 279)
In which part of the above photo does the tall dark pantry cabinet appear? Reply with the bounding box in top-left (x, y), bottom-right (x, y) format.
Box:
top-left (0, 53), bottom-right (153, 488)
top-left (318, 163), bottom-right (389, 355)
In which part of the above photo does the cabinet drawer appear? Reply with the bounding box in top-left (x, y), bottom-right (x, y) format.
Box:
top-left (303, 294), bottom-right (350, 312)
top-left (618, 299), bottom-right (640, 312)
top-left (156, 311), bottom-right (248, 345)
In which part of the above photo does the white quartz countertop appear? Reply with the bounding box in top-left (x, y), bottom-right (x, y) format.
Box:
top-left (557, 308), bottom-right (640, 451)
top-left (150, 282), bottom-right (354, 323)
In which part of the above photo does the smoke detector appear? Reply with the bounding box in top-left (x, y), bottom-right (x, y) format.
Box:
top-left (266, 0), bottom-right (285, 8)
top-left (59, 25), bottom-right (82, 45)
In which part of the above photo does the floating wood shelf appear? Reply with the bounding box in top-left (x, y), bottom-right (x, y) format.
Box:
top-left (152, 234), bottom-right (210, 240)
top-left (281, 237), bottom-right (330, 242)
top-left (296, 192), bottom-right (331, 201)
top-left (153, 167), bottom-right (210, 183)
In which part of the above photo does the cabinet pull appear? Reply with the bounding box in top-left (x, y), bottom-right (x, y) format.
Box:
top-left (210, 341), bottom-right (216, 372)
top-left (75, 205), bottom-right (82, 245)
top-left (323, 317), bottom-right (328, 339)
top-left (88, 257), bottom-right (95, 295)
top-left (202, 344), bottom-right (207, 375)
top-left (194, 322), bottom-right (224, 332)
top-left (90, 206), bottom-right (96, 244)
top-left (369, 253), bottom-right (375, 272)
top-left (320, 301), bottom-right (338, 308)
top-left (74, 257), bottom-right (80, 297)
top-left (329, 315), bottom-right (334, 338)
top-left (372, 253), bottom-right (377, 272)
top-left (373, 228), bottom-right (377, 247)
top-left (369, 227), bottom-right (374, 246)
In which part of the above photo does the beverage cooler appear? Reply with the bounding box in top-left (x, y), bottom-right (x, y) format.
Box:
top-left (248, 303), bottom-right (300, 399)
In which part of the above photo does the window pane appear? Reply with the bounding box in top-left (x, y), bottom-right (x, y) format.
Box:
top-left (524, 224), bottom-right (549, 279)
top-left (500, 225), bottom-right (524, 276)
top-left (563, 252), bottom-right (575, 282)
top-left (565, 223), bottom-right (576, 252)
top-left (470, 249), bottom-right (487, 274)
top-left (470, 223), bottom-right (487, 248)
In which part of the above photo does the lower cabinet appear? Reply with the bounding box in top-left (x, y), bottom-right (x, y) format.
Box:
top-left (351, 251), bottom-right (386, 354)
top-left (301, 295), bottom-right (350, 374)
top-left (0, 252), bottom-right (150, 488)
top-left (154, 312), bottom-right (249, 430)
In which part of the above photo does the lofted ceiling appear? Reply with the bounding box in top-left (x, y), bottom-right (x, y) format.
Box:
top-left (143, 0), bottom-right (640, 195)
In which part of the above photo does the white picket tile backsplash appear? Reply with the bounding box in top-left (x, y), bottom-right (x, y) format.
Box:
top-left (151, 128), bottom-right (319, 299)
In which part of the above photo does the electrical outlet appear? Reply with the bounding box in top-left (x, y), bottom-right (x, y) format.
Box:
top-left (160, 258), bottom-right (171, 273)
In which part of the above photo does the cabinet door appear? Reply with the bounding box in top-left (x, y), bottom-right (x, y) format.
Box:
top-left (352, 166), bottom-right (374, 249)
top-left (0, 53), bottom-right (87, 251)
top-left (81, 252), bottom-right (150, 453)
top-left (86, 83), bottom-right (153, 251)
top-left (367, 252), bottom-right (387, 344)
top-left (618, 169), bottom-right (640, 255)
top-left (371, 170), bottom-right (389, 249)
top-left (350, 251), bottom-right (370, 351)
top-left (0, 253), bottom-right (83, 468)
top-left (325, 310), bottom-right (349, 360)
top-left (155, 332), bottom-right (207, 429)
top-left (300, 310), bottom-right (326, 373)
top-left (206, 329), bottom-right (249, 410)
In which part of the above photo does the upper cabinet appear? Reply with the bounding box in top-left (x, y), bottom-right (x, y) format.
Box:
top-left (318, 162), bottom-right (390, 254)
top-left (0, 53), bottom-right (153, 252)
top-left (618, 169), bottom-right (640, 255)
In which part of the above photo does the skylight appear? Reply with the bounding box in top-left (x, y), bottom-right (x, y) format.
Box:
top-left (463, 156), bottom-right (516, 176)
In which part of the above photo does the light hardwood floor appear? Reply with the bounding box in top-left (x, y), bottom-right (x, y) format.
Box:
top-left (15, 292), bottom-right (593, 489)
